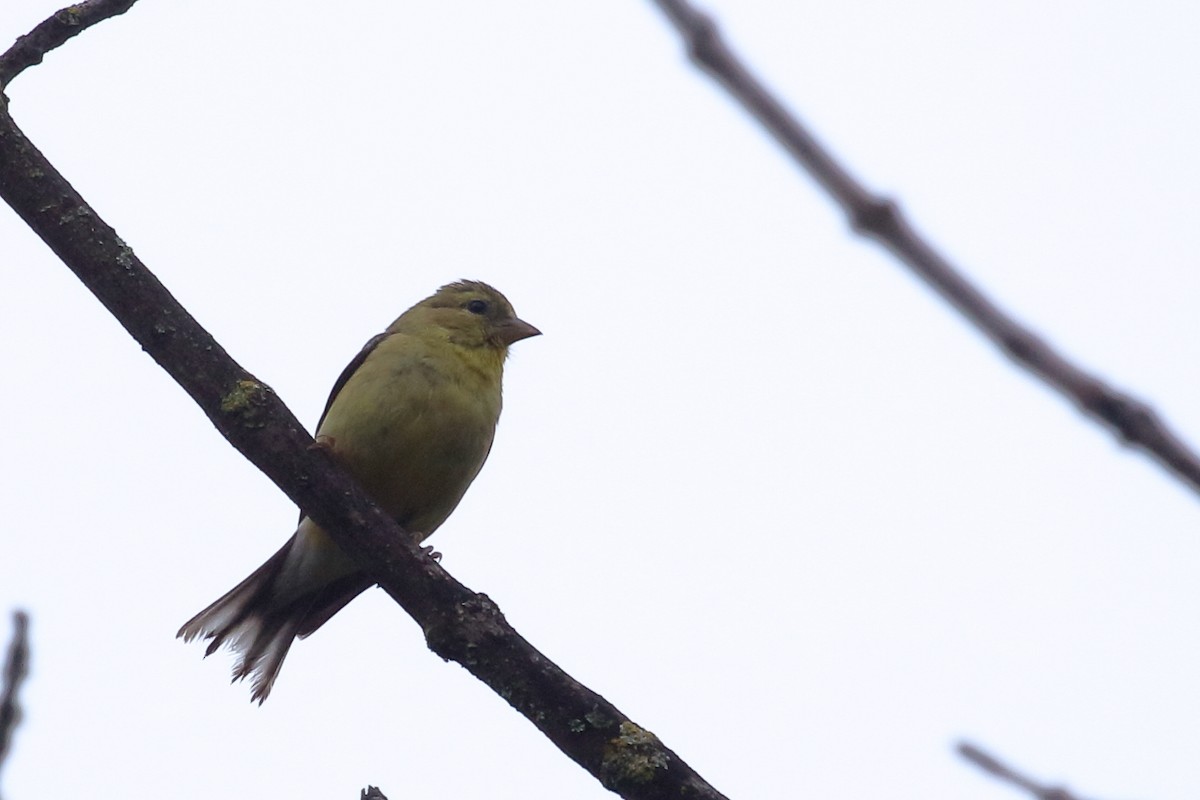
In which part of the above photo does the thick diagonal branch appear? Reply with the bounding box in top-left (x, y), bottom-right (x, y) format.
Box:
top-left (650, 0), bottom-right (1200, 497)
top-left (0, 6), bottom-right (726, 799)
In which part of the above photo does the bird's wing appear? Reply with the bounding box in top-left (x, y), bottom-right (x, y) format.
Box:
top-left (299, 331), bottom-right (391, 525)
top-left (315, 332), bottom-right (390, 432)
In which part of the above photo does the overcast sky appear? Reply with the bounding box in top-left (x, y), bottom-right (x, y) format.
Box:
top-left (3, 2), bottom-right (1200, 798)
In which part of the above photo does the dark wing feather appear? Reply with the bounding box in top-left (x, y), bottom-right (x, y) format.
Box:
top-left (316, 332), bottom-right (391, 431)
top-left (299, 331), bottom-right (391, 523)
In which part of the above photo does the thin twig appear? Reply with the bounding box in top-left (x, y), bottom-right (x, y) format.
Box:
top-left (650, 0), bottom-right (1200, 498)
top-left (0, 611), bottom-right (30, 789)
top-left (958, 741), bottom-right (1092, 800)
top-left (0, 7), bottom-right (728, 800)
top-left (0, 0), bottom-right (137, 90)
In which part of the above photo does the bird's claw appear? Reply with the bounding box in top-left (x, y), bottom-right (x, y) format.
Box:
top-left (309, 434), bottom-right (338, 452)
top-left (420, 544), bottom-right (442, 563)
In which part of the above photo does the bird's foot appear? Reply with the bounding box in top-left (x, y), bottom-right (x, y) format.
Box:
top-left (309, 434), bottom-right (338, 452)
top-left (420, 544), bottom-right (442, 563)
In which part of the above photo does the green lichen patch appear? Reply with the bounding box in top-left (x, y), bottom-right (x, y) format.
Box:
top-left (600, 721), bottom-right (669, 787)
top-left (220, 379), bottom-right (273, 427)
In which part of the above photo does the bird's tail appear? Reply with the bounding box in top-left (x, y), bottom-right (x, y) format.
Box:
top-left (178, 522), bottom-right (371, 703)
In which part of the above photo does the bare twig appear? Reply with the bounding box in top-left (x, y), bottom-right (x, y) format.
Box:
top-left (0, 611), bottom-right (30, 790)
top-left (0, 0), bottom-right (137, 90)
top-left (958, 741), bottom-right (1094, 800)
top-left (0, 7), bottom-right (727, 800)
top-left (650, 0), bottom-right (1200, 498)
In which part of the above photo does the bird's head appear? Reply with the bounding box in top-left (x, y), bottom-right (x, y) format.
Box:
top-left (393, 280), bottom-right (541, 351)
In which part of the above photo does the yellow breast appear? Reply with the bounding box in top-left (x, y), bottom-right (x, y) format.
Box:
top-left (315, 332), bottom-right (503, 538)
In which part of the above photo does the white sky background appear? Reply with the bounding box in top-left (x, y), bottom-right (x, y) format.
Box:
top-left (2, 1), bottom-right (1199, 798)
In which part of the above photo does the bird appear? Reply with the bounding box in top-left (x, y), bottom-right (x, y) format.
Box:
top-left (178, 280), bottom-right (540, 703)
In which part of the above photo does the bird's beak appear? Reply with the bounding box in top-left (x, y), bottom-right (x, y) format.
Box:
top-left (496, 317), bottom-right (542, 346)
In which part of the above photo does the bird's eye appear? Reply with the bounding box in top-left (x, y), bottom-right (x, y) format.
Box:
top-left (466, 299), bottom-right (489, 315)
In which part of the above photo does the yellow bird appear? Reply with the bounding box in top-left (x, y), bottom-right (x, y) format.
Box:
top-left (179, 280), bottom-right (540, 702)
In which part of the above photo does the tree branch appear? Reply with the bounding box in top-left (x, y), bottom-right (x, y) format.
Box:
top-left (0, 6), bottom-right (726, 800)
top-left (0, 611), bottom-right (30, 792)
top-left (0, 0), bottom-right (137, 90)
top-left (649, 0), bottom-right (1200, 498)
top-left (958, 741), bottom-right (1094, 800)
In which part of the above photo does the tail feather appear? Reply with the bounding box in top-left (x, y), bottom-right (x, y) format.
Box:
top-left (296, 573), bottom-right (374, 639)
top-left (178, 525), bottom-right (373, 703)
top-left (233, 616), bottom-right (301, 704)
top-left (177, 540), bottom-right (295, 703)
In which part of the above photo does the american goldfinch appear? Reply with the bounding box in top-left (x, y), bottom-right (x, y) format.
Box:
top-left (178, 280), bottom-right (539, 702)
